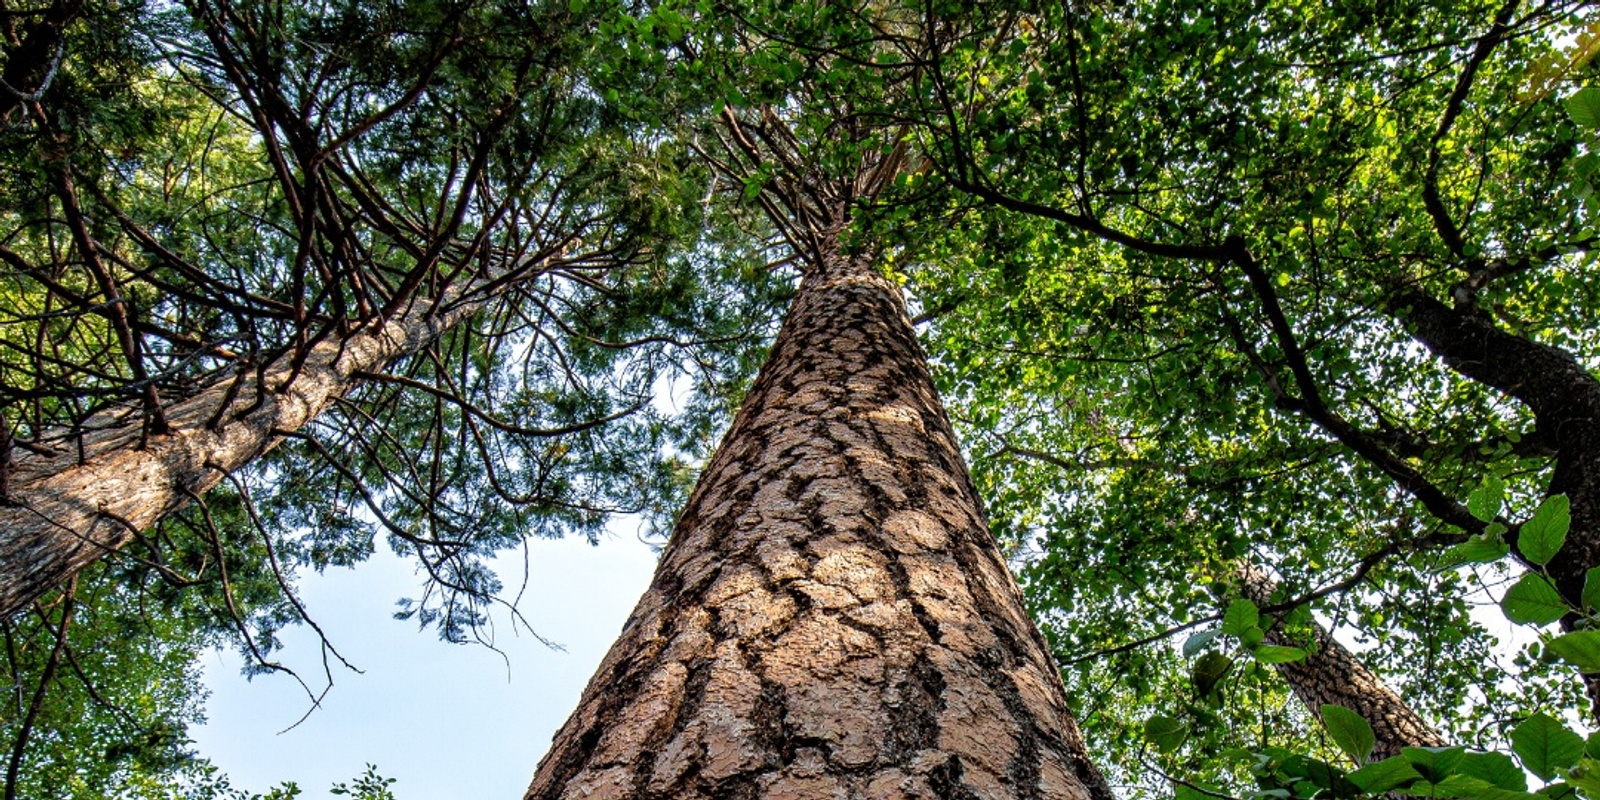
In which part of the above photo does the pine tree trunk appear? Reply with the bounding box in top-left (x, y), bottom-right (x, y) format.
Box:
top-left (525, 242), bottom-right (1113, 799)
top-left (1237, 565), bottom-right (1444, 760)
top-left (0, 278), bottom-right (506, 620)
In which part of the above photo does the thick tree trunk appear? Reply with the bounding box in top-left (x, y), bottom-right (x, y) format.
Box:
top-left (1237, 565), bottom-right (1444, 760)
top-left (0, 279), bottom-right (505, 620)
top-left (525, 241), bottom-right (1113, 799)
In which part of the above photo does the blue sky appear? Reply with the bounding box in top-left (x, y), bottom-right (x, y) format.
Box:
top-left (192, 529), bottom-right (662, 799)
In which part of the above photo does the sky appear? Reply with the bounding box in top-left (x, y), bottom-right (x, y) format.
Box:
top-left (191, 528), bottom-right (662, 799)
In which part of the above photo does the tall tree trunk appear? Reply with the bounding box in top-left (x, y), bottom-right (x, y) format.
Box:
top-left (0, 273), bottom-right (516, 620)
top-left (1237, 565), bottom-right (1444, 760)
top-left (525, 239), bottom-right (1113, 800)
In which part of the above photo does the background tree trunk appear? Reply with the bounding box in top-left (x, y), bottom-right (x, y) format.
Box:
top-left (524, 241), bottom-right (1113, 799)
top-left (0, 273), bottom-right (513, 620)
top-left (1237, 564), bottom-right (1444, 759)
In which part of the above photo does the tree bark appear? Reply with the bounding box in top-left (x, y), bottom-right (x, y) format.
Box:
top-left (0, 274), bottom-right (514, 621)
top-left (1237, 565), bottom-right (1444, 760)
top-left (524, 239), bottom-right (1113, 800)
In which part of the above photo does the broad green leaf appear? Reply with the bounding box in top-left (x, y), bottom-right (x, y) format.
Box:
top-left (1276, 754), bottom-right (1352, 794)
top-left (1223, 598), bottom-right (1259, 637)
top-left (1512, 714), bottom-right (1585, 781)
top-left (1470, 477), bottom-right (1506, 523)
top-left (1144, 714), bottom-right (1188, 753)
top-left (1519, 495), bottom-right (1572, 565)
top-left (1547, 631), bottom-right (1600, 673)
top-left (1583, 567), bottom-right (1600, 614)
top-left (1503, 574), bottom-right (1571, 626)
top-left (1241, 625), bottom-right (1266, 647)
top-left (1253, 645), bottom-right (1308, 664)
top-left (1443, 533), bottom-right (1511, 568)
top-left (1540, 782), bottom-right (1578, 800)
top-left (1474, 791), bottom-right (1550, 800)
top-left (1321, 704), bottom-right (1376, 765)
top-left (1174, 785), bottom-right (1221, 800)
top-left (1404, 747), bottom-right (1466, 783)
top-left (1567, 88), bottom-right (1600, 129)
top-left (1457, 751), bottom-right (1530, 791)
top-left (1349, 756), bottom-right (1424, 793)
top-left (1435, 775), bottom-right (1497, 798)
top-left (1183, 629), bottom-right (1218, 657)
top-left (1565, 758), bottom-right (1600, 800)
top-left (1193, 651), bottom-right (1235, 698)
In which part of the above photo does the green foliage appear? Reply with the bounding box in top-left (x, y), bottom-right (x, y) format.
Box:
top-left (0, 0), bottom-right (786, 791)
top-left (330, 765), bottom-right (397, 800)
top-left (8, 0), bottom-right (1600, 796)
top-left (1512, 715), bottom-right (1586, 782)
top-left (1547, 632), bottom-right (1600, 674)
top-left (1504, 574), bottom-right (1570, 627)
top-left (1521, 497), bottom-right (1574, 567)
top-left (1320, 705), bottom-right (1377, 766)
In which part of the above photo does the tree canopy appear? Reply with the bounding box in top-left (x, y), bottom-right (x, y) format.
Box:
top-left (4, 0), bottom-right (1600, 798)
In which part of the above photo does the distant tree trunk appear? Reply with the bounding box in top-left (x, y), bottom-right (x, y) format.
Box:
top-left (525, 236), bottom-right (1114, 800)
top-left (1237, 564), bottom-right (1444, 760)
top-left (0, 273), bottom-right (515, 620)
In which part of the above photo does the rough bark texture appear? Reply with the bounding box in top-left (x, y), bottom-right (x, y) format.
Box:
top-left (1237, 565), bottom-right (1444, 760)
top-left (0, 282), bottom-right (499, 620)
top-left (524, 245), bottom-right (1113, 800)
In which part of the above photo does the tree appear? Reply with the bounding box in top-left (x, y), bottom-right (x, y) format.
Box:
top-left (0, 1), bottom-right (779, 791)
top-left (1234, 563), bottom-right (1445, 761)
top-left (862, 0), bottom-right (1600, 779)
top-left (10, 0), bottom-right (1600, 795)
top-left (0, 0), bottom-right (764, 624)
top-left (526, 169), bottom-right (1114, 800)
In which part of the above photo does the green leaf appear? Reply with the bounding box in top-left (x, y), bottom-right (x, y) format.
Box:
top-left (1241, 625), bottom-right (1266, 647)
top-left (1184, 630), bottom-right (1219, 657)
top-left (1348, 756), bottom-right (1424, 793)
top-left (1567, 88), bottom-right (1600, 129)
top-left (1470, 477), bottom-right (1506, 523)
top-left (1503, 574), bottom-right (1571, 626)
top-left (1512, 714), bottom-right (1585, 781)
top-left (1582, 568), bottom-right (1600, 614)
top-left (1443, 530), bottom-right (1511, 568)
top-left (1457, 751), bottom-right (1530, 792)
top-left (1520, 496), bottom-right (1572, 566)
top-left (1587, 731), bottom-right (1600, 759)
top-left (1253, 645), bottom-right (1308, 664)
top-left (1404, 747), bottom-right (1466, 783)
top-left (1547, 631), bottom-right (1600, 673)
top-left (1223, 599), bottom-right (1260, 637)
top-left (1565, 758), bottom-right (1600, 800)
top-left (1144, 714), bottom-right (1188, 753)
top-left (1321, 704), bottom-right (1376, 765)
top-left (1192, 651), bottom-right (1235, 698)
top-left (1541, 782), bottom-right (1578, 800)
top-left (1175, 785), bottom-right (1221, 800)
top-left (1434, 775), bottom-right (1497, 798)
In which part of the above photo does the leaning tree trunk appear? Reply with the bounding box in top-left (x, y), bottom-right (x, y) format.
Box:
top-left (524, 240), bottom-right (1114, 800)
top-left (1237, 564), bottom-right (1444, 760)
top-left (0, 272), bottom-right (516, 620)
